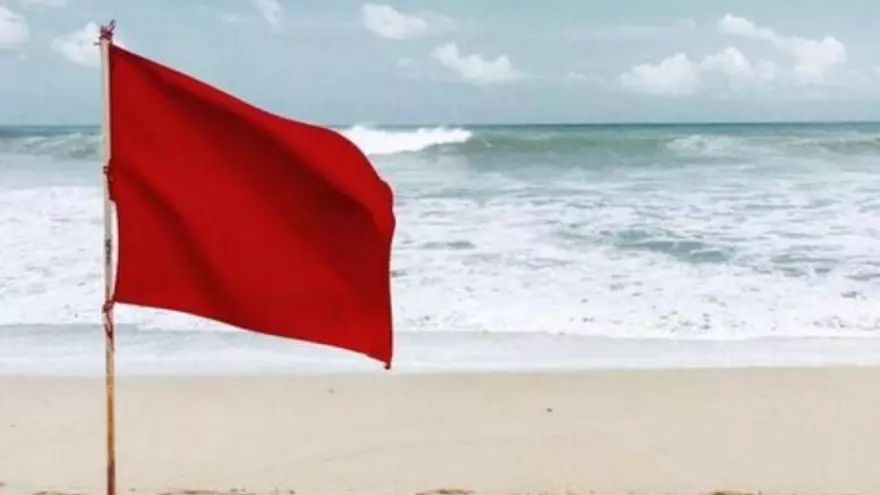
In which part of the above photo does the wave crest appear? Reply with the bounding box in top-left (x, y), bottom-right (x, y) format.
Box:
top-left (6, 125), bottom-right (880, 162)
top-left (0, 131), bottom-right (100, 160)
top-left (666, 135), bottom-right (743, 155)
top-left (338, 125), bottom-right (472, 156)
top-left (667, 132), bottom-right (880, 157)
top-left (0, 125), bottom-right (474, 160)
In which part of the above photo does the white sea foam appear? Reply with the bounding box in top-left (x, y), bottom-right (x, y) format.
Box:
top-left (338, 125), bottom-right (472, 155)
top-left (2, 124), bottom-right (880, 376)
top-left (3, 148), bottom-right (879, 340)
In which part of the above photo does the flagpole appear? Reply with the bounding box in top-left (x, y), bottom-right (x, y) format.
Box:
top-left (98, 20), bottom-right (117, 495)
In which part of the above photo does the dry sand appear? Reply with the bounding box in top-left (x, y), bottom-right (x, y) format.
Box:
top-left (2, 368), bottom-right (880, 495)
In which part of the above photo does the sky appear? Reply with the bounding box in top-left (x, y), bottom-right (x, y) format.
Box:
top-left (2, 0), bottom-right (880, 125)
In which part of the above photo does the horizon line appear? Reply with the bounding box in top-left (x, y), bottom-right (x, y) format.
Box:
top-left (2, 119), bottom-right (880, 128)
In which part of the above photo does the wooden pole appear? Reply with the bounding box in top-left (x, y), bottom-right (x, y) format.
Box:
top-left (98, 21), bottom-right (117, 495)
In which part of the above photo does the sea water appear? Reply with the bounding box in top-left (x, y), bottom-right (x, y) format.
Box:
top-left (2, 122), bottom-right (880, 374)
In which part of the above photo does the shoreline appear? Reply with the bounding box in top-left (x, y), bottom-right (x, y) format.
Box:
top-left (3, 368), bottom-right (880, 495)
top-left (5, 326), bottom-right (880, 376)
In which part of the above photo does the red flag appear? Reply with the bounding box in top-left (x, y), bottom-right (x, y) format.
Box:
top-left (106, 44), bottom-right (396, 367)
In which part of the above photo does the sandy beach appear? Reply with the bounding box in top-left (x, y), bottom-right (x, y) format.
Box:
top-left (5, 3), bottom-right (880, 495)
top-left (2, 368), bottom-right (880, 495)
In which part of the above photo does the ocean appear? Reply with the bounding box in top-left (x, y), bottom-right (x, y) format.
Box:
top-left (2, 122), bottom-right (880, 374)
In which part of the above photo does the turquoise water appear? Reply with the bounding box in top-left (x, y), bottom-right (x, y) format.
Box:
top-left (2, 122), bottom-right (879, 373)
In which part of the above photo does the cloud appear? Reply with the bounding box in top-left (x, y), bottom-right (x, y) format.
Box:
top-left (432, 42), bottom-right (521, 86)
top-left (52, 22), bottom-right (125, 68)
top-left (621, 14), bottom-right (847, 96)
top-left (620, 53), bottom-right (699, 96)
top-left (710, 47), bottom-right (777, 80)
top-left (719, 14), bottom-right (845, 84)
top-left (361, 4), bottom-right (431, 40)
top-left (0, 7), bottom-right (29, 51)
top-left (717, 14), bottom-right (775, 40)
top-left (253, 0), bottom-right (284, 32)
top-left (620, 47), bottom-right (780, 96)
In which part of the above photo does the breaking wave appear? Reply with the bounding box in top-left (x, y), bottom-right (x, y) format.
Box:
top-left (4, 124), bottom-right (880, 162)
top-left (4, 121), bottom-right (880, 349)
top-left (0, 125), bottom-right (474, 160)
top-left (338, 125), bottom-right (473, 155)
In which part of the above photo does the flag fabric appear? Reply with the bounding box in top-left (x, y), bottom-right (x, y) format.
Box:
top-left (106, 43), bottom-right (396, 367)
